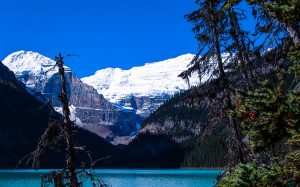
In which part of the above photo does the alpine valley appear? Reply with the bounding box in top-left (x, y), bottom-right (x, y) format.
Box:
top-left (2, 51), bottom-right (200, 145)
top-left (0, 57), bottom-right (189, 169)
top-left (5, 47), bottom-right (279, 170)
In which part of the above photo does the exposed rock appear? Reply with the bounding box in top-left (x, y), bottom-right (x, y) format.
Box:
top-left (81, 54), bottom-right (202, 117)
top-left (0, 62), bottom-right (122, 168)
top-left (2, 51), bottom-right (141, 143)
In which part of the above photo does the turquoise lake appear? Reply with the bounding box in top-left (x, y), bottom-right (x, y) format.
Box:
top-left (0, 169), bottom-right (223, 187)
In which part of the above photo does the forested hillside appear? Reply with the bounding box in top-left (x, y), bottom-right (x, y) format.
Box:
top-left (141, 85), bottom-right (227, 168)
top-left (142, 2), bottom-right (300, 185)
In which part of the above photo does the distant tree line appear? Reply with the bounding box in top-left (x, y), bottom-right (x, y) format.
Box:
top-left (182, 129), bottom-right (227, 168)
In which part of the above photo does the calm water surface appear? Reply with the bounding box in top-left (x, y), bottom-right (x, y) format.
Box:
top-left (0, 169), bottom-right (223, 187)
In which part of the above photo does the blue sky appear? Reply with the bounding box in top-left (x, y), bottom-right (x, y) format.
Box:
top-left (0, 0), bottom-right (200, 77)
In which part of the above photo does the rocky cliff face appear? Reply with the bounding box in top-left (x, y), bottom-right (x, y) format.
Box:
top-left (3, 51), bottom-right (208, 144)
top-left (0, 62), bottom-right (124, 168)
top-left (2, 51), bottom-right (111, 109)
top-left (116, 94), bottom-right (171, 118)
top-left (2, 51), bottom-right (141, 143)
top-left (81, 54), bottom-right (202, 118)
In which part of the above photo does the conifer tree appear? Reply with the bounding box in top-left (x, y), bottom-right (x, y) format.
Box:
top-left (248, 0), bottom-right (300, 45)
top-left (224, 0), bottom-right (255, 89)
top-left (217, 0), bottom-right (300, 185)
top-left (180, 0), bottom-right (227, 85)
top-left (181, 0), bottom-right (250, 165)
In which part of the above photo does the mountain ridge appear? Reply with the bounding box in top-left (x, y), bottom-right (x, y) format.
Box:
top-left (2, 50), bottom-right (201, 144)
top-left (81, 53), bottom-right (201, 117)
top-left (2, 51), bottom-right (141, 144)
top-left (81, 53), bottom-right (200, 99)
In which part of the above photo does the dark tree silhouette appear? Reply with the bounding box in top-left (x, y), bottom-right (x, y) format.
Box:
top-left (16, 53), bottom-right (109, 187)
top-left (55, 53), bottom-right (78, 186)
top-left (180, 0), bottom-right (251, 165)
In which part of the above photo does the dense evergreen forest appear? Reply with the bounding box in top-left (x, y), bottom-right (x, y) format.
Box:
top-left (143, 87), bottom-right (206, 127)
top-left (177, 0), bottom-right (300, 186)
top-left (142, 87), bottom-right (228, 168)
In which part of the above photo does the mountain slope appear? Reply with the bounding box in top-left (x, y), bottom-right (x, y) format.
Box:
top-left (139, 84), bottom-right (228, 168)
top-left (81, 54), bottom-right (202, 117)
top-left (2, 51), bottom-right (141, 144)
top-left (0, 62), bottom-right (121, 168)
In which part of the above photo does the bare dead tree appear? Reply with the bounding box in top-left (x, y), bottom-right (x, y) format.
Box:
top-left (16, 53), bottom-right (110, 187)
top-left (55, 53), bottom-right (79, 186)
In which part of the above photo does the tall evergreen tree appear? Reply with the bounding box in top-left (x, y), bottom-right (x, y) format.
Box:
top-left (179, 0), bottom-right (227, 85)
top-left (217, 0), bottom-right (300, 185)
top-left (224, 0), bottom-right (256, 89)
top-left (181, 0), bottom-right (251, 165)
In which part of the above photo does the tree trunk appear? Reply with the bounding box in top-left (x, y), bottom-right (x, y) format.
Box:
top-left (284, 23), bottom-right (300, 44)
top-left (224, 89), bottom-right (250, 164)
top-left (56, 54), bottom-right (78, 187)
top-left (210, 3), bottom-right (226, 83)
top-left (210, 5), bottom-right (250, 164)
top-left (228, 8), bottom-right (253, 89)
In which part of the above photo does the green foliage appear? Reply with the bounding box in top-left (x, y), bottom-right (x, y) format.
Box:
top-left (289, 43), bottom-right (300, 79)
top-left (218, 134), bottom-right (300, 187)
top-left (142, 86), bottom-right (227, 168)
top-left (182, 133), bottom-right (227, 168)
top-left (247, 0), bottom-right (300, 47)
top-left (180, 0), bottom-right (228, 83)
top-left (182, 0), bottom-right (299, 185)
top-left (247, 0), bottom-right (300, 25)
top-left (234, 71), bottom-right (300, 152)
top-left (232, 42), bottom-right (300, 154)
top-left (218, 162), bottom-right (269, 187)
top-left (218, 43), bottom-right (300, 185)
top-left (142, 87), bottom-right (207, 127)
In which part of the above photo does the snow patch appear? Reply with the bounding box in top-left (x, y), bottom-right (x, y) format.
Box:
top-left (54, 105), bottom-right (84, 127)
top-left (81, 54), bottom-right (202, 103)
top-left (2, 51), bottom-right (71, 89)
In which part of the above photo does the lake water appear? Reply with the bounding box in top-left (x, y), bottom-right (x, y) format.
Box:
top-left (0, 169), bottom-right (223, 187)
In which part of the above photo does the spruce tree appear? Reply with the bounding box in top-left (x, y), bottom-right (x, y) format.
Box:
top-left (217, 0), bottom-right (300, 185)
top-left (248, 0), bottom-right (300, 45)
top-left (224, 0), bottom-right (256, 89)
top-left (179, 0), bottom-right (227, 85)
top-left (181, 0), bottom-right (251, 165)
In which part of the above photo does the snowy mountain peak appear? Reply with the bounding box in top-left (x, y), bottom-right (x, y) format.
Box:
top-left (1, 51), bottom-right (204, 142)
top-left (143, 53), bottom-right (194, 66)
top-left (81, 54), bottom-right (200, 104)
top-left (2, 50), bottom-right (70, 77)
top-left (2, 51), bottom-right (72, 90)
top-left (3, 51), bottom-right (54, 71)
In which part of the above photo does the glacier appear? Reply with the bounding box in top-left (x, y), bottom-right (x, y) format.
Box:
top-left (81, 54), bottom-right (202, 116)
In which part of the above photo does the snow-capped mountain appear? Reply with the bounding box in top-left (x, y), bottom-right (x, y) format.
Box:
top-left (2, 51), bottom-right (206, 144)
top-left (3, 51), bottom-right (64, 91)
top-left (3, 51), bottom-right (107, 108)
top-left (82, 54), bottom-right (203, 117)
top-left (3, 51), bottom-right (142, 144)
